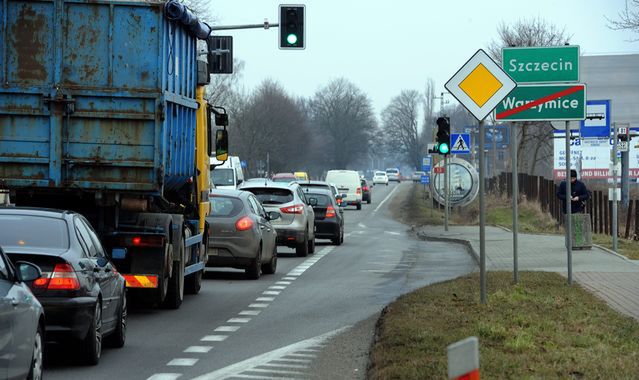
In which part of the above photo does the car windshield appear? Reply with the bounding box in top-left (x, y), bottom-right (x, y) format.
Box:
top-left (0, 215), bottom-right (69, 250)
top-left (306, 193), bottom-right (330, 207)
top-left (375, 172), bottom-right (386, 176)
top-left (210, 197), bottom-right (243, 217)
top-left (211, 168), bottom-right (235, 186)
top-left (245, 188), bottom-right (294, 205)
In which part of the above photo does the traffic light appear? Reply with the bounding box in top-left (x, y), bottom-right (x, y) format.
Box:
top-left (279, 5), bottom-right (305, 49)
top-left (435, 117), bottom-right (451, 155)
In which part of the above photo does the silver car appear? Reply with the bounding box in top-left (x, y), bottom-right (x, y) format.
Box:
top-left (206, 190), bottom-right (279, 279)
top-left (0, 246), bottom-right (44, 380)
top-left (240, 182), bottom-right (316, 257)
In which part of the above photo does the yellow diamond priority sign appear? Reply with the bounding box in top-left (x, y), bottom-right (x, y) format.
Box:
top-left (445, 49), bottom-right (516, 121)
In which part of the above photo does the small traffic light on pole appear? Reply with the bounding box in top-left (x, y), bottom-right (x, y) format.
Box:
top-left (435, 117), bottom-right (451, 155)
top-left (279, 5), bottom-right (305, 49)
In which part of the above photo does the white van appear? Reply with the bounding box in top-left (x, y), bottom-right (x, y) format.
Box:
top-left (325, 170), bottom-right (363, 210)
top-left (211, 156), bottom-right (245, 189)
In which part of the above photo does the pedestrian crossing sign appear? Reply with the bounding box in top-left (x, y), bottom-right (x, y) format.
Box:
top-left (450, 133), bottom-right (471, 154)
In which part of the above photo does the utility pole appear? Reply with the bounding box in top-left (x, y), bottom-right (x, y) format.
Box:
top-left (612, 122), bottom-right (619, 252)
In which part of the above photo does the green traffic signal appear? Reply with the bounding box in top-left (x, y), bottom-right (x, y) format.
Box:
top-left (438, 143), bottom-right (450, 155)
top-left (286, 33), bottom-right (298, 45)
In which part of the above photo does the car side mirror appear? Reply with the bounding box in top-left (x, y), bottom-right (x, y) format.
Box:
top-left (266, 211), bottom-right (281, 221)
top-left (15, 261), bottom-right (42, 282)
top-left (308, 197), bottom-right (318, 207)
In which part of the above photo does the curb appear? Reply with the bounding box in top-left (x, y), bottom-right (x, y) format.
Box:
top-left (415, 231), bottom-right (480, 265)
top-left (592, 243), bottom-right (639, 265)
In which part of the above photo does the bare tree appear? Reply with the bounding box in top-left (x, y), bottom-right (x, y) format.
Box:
top-left (206, 59), bottom-right (246, 108)
top-left (182, 0), bottom-right (216, 24)
top-left (422, 78), bottom-right (436, 144)
top-left (487, 18), bottom-right (571, 177)
top-left (230, 80), bottom-right (310, 176)
top-left (608, 0), bottom-right (639, 35)
top-left (309, 78), bottom-right (377, 169)
top-left (382, 90), bottom-right (424, 170)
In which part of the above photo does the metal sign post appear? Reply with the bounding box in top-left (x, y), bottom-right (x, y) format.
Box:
top-left (511, 123), bottom-right (519, 284)
top-left (612, 122), bottom-right (619, 252)
top-left (565, 121), bottom-right (573, 286)
top-left (444, 156), bottom-right (449, 231)
top-left (479, 120), bottom-right (487, 304)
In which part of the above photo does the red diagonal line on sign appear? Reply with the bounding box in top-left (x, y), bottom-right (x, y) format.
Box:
top-left (496, 85), bottom-right (584, 119)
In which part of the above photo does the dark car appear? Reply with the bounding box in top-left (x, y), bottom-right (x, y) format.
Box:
top-left (0, 208), bottom-right (127, 365)
top-left (0, 246), bottom-right (44, 379)
top-left (304, 188), bottom-right (345, 245)
top-left (361, 179), bottom-right (372, 204)
top-left (206, 190), bottom-right (279, 279)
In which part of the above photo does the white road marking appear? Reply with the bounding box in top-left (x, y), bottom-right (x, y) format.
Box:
top-left (201, 335), bottom-right (228, 342)
top-left (147, 374), bottom-right (182, 380)
top-left (247, 367), bottom-right (307, 375)
top-left (269, 286), bottom-right (286, 290)
top-left (249, 303), bottom-right (269, 308)
top-left (269, 358), bottom-right (312, 363)
top-left (262, 290), bottom-right (280, 295)
top-left (184, 346), bottom-right (213, 353)
top-left (373, 184), bottom-right (400, 213)
top-left (191, 327), bottom-right (350, 380)
top-left (275, 281), bottom-right (292, 285)
top-left (227, 318), bottom-right (251, 323)
top-left (239, 310), bottom-right (261, 316)
top-left (215, 326), bottom-right (241, 332)
top-left (167, 358), bottom-right (199, 366)
top-left (384, 231), bottom-right (401, 235)
top-left (282, 277), bottom-right (297, 281)
top-left (256, 297), bottom-right (274, 302)
top-left (358, 223), bottom-right (367, 228)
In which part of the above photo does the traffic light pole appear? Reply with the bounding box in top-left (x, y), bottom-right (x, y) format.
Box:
top-left (444, 155), bottom-right (449, 231)
top-left (612, 122), bottom-right (618, 252)
top-left (565, 122), bottom-right (573, 286)
top-left (211, 22), bottom-right (279, 31)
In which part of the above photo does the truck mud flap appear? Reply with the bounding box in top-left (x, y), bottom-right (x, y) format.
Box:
top-left (123, 274), bottom-right (158, 288)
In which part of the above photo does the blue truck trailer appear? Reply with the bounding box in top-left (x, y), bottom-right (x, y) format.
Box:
top-left (0, 0), bottom-right (226, 308)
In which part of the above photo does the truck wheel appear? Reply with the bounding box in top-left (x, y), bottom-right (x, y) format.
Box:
top-left (185, 240), bottom-right (204, 294)
top-left (163, 239), bottom-right (184, 309)
top-left (357, 202), bottom-right (362, 210)
top-left (296, 232), bottom-right (309, 257)
top-left (308, 236), bottom-right (315, 254)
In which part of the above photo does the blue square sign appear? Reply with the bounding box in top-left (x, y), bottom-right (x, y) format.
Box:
top-left (420, 175), bottom-right (430, 184)
top-left (450, 133), bottom-right (471, 154)
top-left (422, 156), bottom-right (431, 172)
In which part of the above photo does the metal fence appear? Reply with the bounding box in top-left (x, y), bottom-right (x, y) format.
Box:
top-left (486, 172), bottom-right (639, 239)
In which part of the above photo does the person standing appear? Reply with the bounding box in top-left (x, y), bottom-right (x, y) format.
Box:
top-left (557, 169), bottom-right (590, 213)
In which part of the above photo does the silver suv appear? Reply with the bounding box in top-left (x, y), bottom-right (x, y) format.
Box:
top-left (240, 181), bottom-right (316, 257)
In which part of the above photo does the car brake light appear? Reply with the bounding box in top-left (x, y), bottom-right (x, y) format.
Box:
top-left (326, 206), bottom-right (336, 218)
top-left (356, 187), bottom-right (362, 195)
top-left (36, 263), bottom-right (81, 291)
top-left (362, 186), bottom-right (369, 191)
top-left (235, 216), bottom-right (254, 231)
top-left (280, 204), bottom-right (304, 214)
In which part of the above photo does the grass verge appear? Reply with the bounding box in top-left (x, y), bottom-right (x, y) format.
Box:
top-left (368, 271), bottom-right (639, 379)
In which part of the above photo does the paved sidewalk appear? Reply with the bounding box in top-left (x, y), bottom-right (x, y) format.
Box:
top-left (416, 225), bottom-right (639, 321)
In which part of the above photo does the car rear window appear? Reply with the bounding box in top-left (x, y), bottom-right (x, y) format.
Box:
top-left (306, 193), bottom-right (331, 207)
top-left (375, 171), bottom-right (386, 176)
top-left (386, 169), bottom-right (399, 174)
top-left (245, 188), bottom-right (294, 205)
top-left (0, 215), bottom-right (69, 250)
top-left (210, 197), bottom-right (244, 217)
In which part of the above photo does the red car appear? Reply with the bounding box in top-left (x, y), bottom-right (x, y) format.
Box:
top-left (271, 173), bottom-right (297, 183)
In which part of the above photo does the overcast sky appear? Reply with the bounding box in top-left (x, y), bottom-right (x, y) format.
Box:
top-left (208, 0), bottom-right (638, 115)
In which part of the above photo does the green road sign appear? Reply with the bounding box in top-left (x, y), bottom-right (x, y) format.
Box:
top-left (494, 84), bottom-right (586, 121)
top-left (502, 45), bottom-right (579, 83)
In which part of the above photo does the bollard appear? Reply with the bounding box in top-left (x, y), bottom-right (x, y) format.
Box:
top-left (447, 336), bottom-right (479, 380)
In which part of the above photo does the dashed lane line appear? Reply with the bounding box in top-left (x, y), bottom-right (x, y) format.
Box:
top-left (167, 358), bottom-right (199, 367)
top-left (184, 346), bottom-right (213, 353)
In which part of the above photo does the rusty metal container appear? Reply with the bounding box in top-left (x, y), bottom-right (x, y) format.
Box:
top-left (0, 0), bottom-right (197, 194)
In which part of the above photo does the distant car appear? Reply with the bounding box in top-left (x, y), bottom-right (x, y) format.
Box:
top-left (373, 171), bottom-right (389, 185)
top-left (361, 179), bottom-right (372, 204)
top-left (305, 189), bottom-right (345, 245)
top-left (272, 173), bottom-right (297, 183)
top-left (0, 208), bottom-right (127, 365)
top-left (206, 190), bottom-right (279, 279)
top-left (412, 171), bottom-right (426, 182)
top-left (0, 246), bottom-right (44, 379)
top-left (240, 182), bottom-right (316, 257)
top-left (294, 171), bottom-right (309, 181)
top-left (325, 170), bottom-right (363, 210)
top-left (386, 168), bottom-right (401, 182)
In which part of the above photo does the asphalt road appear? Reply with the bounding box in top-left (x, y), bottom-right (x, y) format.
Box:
top-left (45, 181), bottom-right (476, 380)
